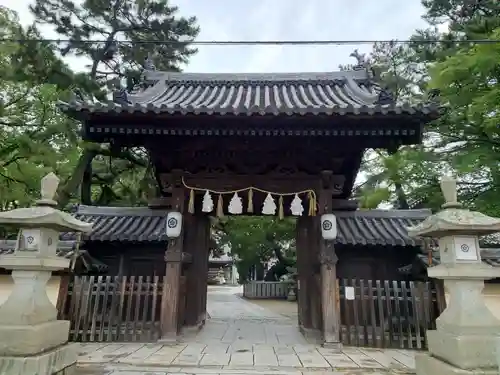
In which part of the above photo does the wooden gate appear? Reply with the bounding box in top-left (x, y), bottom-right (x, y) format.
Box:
top-left (57, 275), bottom-right (167, 342)
top-left (337, 279), bottom-right (445, 350)
top-left (243, 281), bottom-right (290, 299)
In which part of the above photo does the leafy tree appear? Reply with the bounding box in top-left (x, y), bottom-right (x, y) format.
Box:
top-left (0, 6), bottom-right (97, 93)
top-left (29, 0), bottom-right (200, 207)
top-left (356, 0), bottom-right (500, 213)
top-left (0, 7), bottom-right (80, 218)
top-left (214, 217), bottom-right (296, 283)
top-left (428, 26), bottom-right (500, 216)
top-left (0, 83), bottom-right (80, 208)
top-left (354, 41), bottom-right (443, 210)
top-left (30, 0), bottom-right (199, 89)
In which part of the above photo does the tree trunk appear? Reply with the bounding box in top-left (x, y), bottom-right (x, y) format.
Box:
top-left (81, 160), bottom-right (92, 205)
top-left (394, 181), bottom-right (410, 209)
top-left (57, 148), bottom-right (97, 208)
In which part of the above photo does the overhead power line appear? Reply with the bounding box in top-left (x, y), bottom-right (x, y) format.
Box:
top-left (2, 38), bottom-right (500, 46)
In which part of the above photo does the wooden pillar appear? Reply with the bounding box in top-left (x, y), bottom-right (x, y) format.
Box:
top-left (198, 215), bottom-right (210, 322)
top-left (308, 216), bottom-right (322, 332)
top-left (160, 170), bottom-right (185, 342)
top-left (297, 215), bottom-right (323, 341)
top-left (296, 216), bottom-right (310, 329)
top-left (319, 170), bottom-right (341, 350)
top-left (184, 214), bottom-right (210, 329)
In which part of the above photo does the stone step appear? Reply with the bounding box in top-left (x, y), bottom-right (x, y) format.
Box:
top-left (78, 363), bottom-right (415, 375)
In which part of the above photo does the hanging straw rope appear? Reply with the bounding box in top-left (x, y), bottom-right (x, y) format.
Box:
top-left (182, 177), bottom-right (317, 217)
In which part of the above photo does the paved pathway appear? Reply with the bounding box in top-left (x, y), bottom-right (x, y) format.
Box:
top-left (76, 286), bottom-right (417, 374)
top-left (183, 286), bottom-right (308, 345)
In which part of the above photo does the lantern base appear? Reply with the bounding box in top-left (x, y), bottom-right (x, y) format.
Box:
top-left (415, 352), bottom-right (499, 375)
top-left (427, 329), bottom-right (499, 369)
top-left (0, 320), bottom-right (70, 356)
top-left (0, 342), bottom-right (77, 375)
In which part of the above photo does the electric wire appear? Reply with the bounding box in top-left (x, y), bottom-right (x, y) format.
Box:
top-left (1, 38), bottom-right (500, 46)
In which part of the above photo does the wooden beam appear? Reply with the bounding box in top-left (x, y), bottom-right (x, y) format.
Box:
top-left (331, 199), bottom-right (358, 211)
top-left (148, 197), bottom-right (172, 209)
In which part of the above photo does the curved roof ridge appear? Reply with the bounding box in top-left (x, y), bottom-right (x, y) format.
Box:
top-left (76, 204), bottom-right (169, 217)
top-left (143, 69), bottom-right (370, 83)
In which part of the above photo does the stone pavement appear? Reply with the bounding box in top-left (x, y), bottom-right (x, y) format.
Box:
top-left (184, 286), bottom-right (308, 345)
top-left (76, 286), bottom-right (417, 374)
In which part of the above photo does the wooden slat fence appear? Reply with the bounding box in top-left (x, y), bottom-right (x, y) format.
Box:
top-left (337, 279), bottom-right (445, 350)
top-left (243, 281), bottom-right (290, 299)
top-left (58, 275), bottom-right (164, 342)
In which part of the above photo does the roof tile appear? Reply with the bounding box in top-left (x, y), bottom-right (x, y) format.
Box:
top-left (335, 209), bottom-right (430, 246)
top-left (59, 70), bottom-right (438, 117)
top-left (62, 206), bottom-right (431, 246)
top-left (62, 206), bottom-right (170, 242)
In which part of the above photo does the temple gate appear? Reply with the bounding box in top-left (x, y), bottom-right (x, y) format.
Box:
top-left (59, 52), bottom-right (439, 346)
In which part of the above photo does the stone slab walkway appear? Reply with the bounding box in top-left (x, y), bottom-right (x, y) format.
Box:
top-left (76, 286), bottom-right (417, 374)
top-left (77, 342), bottom-right (416, 373)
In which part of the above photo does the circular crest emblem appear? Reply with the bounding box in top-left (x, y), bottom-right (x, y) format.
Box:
top-left (26, 236), bottom-right (34, 245)
top-left (460, 244), bottom-right (470, 253)
top-left (322, 220), bottom-right (333, 231)
top-left (167, 217), bottom-right (178, 229)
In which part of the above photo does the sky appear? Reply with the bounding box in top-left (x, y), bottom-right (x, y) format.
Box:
top-left (3, 0), bottom-right (432, 73)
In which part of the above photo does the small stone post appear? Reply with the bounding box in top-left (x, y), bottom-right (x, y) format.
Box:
top-left (0, 173), bottom-right (93, 375)
top-left (407, 176), bottom-right (500, 375)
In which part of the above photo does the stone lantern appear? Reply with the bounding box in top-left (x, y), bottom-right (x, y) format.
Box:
top-left (407, 176), bottom-right (500, 375)
top-left (0, 173), bottom-right (93, 375)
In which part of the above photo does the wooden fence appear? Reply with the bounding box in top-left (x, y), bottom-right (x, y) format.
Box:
top-left (243, 281), bottom-right (291, 299)
top-left (57, 275), bottom-right (185, 342)
top-left (337, 279), bottom-right (446, 350)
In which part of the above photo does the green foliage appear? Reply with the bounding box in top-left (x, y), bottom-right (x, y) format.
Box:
top-left (428, 27), bottom-right (500, 215)
top-left (27, 0), bottom-right (200, 208)
top-left (356, 0), bottom-right (500, 216)
top-left (30, 0), bottom-right (199, 88)
top-left (215, 216), bottom-right (296, 283)
top-left (0, 82), bottom-right (80, 210)
top-left (0, 3), bottom-right (199, 211)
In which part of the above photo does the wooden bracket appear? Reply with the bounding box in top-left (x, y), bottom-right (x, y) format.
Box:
top-left (320, 245), bottom-right (338, 269)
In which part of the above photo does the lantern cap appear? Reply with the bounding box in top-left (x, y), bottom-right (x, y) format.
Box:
top-left (407, 176), bottom-right (500, 238)
top-left (0, 172), bottom-right (93, 233)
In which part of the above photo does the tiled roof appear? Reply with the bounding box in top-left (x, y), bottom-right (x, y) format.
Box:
top-left (0, 240), bottom-right (108, 272)
top-left (334, 209), bottom-right (431, 246)
top-left (0, 207), bottom-right (430, 252)
top-left (62, 205), bottom-right (170, 242)
top-left (65, 206), bottom-right (430, 246)
top-left (58, 70), bottom-right (438, 117)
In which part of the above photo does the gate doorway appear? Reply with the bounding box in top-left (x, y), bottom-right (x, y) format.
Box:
top-left (59, 52), bottom-right (439, 347)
